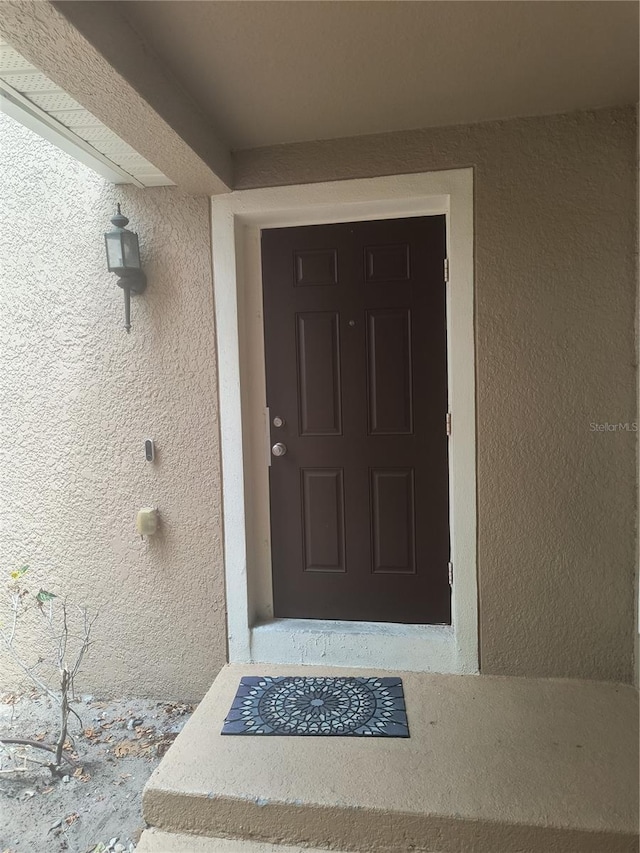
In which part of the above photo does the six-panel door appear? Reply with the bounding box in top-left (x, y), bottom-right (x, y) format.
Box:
top-left (261, 216), bottom-right (450, 624)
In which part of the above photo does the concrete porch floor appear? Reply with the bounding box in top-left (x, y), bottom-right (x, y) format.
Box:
top-left (140, 664), bottom-right (639, 852)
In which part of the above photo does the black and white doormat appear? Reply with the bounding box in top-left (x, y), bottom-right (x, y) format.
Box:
top-left (221, 676), bottom-right (409, 737)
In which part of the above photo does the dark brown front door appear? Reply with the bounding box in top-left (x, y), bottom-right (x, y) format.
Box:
top-left (261, 215), bottom-right (450, 624)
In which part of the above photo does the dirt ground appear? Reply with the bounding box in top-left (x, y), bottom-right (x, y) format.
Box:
top-left (0, 692), bottom-right (194, 853)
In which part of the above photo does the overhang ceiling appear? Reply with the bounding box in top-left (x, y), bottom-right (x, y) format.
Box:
top-left (0, 35), bottom-right (173, 186)
top-left (1, 1), bottom-right (636, 195)
top-left (118, 0), bottom-right (639, 151)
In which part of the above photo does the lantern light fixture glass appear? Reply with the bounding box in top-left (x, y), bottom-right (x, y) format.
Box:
top-left (104, 204), bottom-right (147, 332)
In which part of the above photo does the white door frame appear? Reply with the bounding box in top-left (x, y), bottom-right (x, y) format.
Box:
top-left (211, 168), bottom-right (478, 673)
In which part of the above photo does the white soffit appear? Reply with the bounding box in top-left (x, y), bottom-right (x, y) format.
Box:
top-left (0, 37), bottom-right (173, 188)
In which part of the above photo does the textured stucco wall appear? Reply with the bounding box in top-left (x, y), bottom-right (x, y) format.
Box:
top-left (1, 105), bottom-right (636, 692)
top-left (236, 106), bottom-right (638, 683)
top-left (0, 112), bottom-right (226, 699)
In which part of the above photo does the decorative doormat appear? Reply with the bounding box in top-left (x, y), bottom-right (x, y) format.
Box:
top-left (221, 676), bottom-right (409, 737)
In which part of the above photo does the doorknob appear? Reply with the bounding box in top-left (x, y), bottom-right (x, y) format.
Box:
top-left (271, 442), bottom-right (287, 457)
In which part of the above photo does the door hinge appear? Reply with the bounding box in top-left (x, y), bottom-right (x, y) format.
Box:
top-left (446, 412), bottom-right (452, 436)
top-left (444, 258), bottom-right (449, 282)
top-left (448, 562), bottom-right (453, 587)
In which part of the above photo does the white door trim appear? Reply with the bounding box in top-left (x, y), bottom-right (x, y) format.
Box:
top-left (211, 168), bottom-right (478, 673)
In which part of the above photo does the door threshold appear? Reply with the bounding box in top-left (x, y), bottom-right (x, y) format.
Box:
top-left (253, 617), bottom-right (452, 637)
top-left (248, 618), bottom-right (468, 674)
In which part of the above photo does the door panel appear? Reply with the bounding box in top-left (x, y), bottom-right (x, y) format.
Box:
top-left (296, 312), bottom-right (342, 435)
top-left (301, 468), bottom-right (346, 573)
top-left (262, 215), bottom-right (450, 625)
top-left (364, 243), bottom-right (410, 282)
top-left (294, 248), bottom-right (339, 287)
top-left (370, 468), bottom-right (416, 575)
top-left (366, 308), bottom-right (413, 435)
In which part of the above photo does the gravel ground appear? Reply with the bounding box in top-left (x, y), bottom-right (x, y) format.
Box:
top-left (0, 692), bottom-right (194, 853)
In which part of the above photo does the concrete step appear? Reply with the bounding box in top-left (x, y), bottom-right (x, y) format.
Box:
top-left (143, 664), bottom-right (639, 853)
top-left (137, 827), bottom-right (342, 852)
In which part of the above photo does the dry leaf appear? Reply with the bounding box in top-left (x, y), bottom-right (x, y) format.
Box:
top-left (64, 812), bottom-right (79, 826)
top-left (114, 739), bottom-right (151, 757)
top-left (114, 741), bottom-right (134, 757)
top-left (155, 732), bottom-right (178, 757)
top-left (72, 766), bottom-right (91, 782)
top-left (163, 702), bottom-right (193, 716)
top-left (42, 787), bottom-right (54, 794)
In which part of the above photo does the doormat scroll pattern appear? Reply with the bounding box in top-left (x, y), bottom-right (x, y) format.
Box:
top-left (221, 676), bottom-right (409, 737)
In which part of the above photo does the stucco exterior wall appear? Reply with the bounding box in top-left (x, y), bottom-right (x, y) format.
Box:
top-left (1, 105), bottom-right (636, 694)
top-left (236, 106), bottom-right (638, 683)
top-left (0, 112), bottom-right (225, 700)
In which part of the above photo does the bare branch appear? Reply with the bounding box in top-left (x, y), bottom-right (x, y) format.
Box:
top-left (0, 737), bottom-right (79, 767)
top-left (7, 595), bottom-right (18, 647)
top-left (68, 705), bottom-right (83, 731)
top-left (2, 580), bottom-right (98, 776)
top-left (0, 737), bottom-right (57, 754)
top-left (55, 668), bottom-right (70, 767)
top-left (59, 600), bottom-right (69, 667)
top-left (0, 627), bottom-right (59, 702)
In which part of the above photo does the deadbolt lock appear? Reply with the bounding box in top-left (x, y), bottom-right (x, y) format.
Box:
top-left (273, 416), bottom-right (285, 428)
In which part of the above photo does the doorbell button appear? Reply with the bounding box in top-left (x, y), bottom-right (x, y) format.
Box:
top-left (145, 439), bottom-right (155, 462)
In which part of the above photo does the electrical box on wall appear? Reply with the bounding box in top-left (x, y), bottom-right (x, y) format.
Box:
top-left (136, 507), bottom-right (158, 537)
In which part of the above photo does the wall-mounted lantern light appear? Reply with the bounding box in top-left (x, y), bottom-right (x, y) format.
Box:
top-left (104, 204), bottom-right (147, 332)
